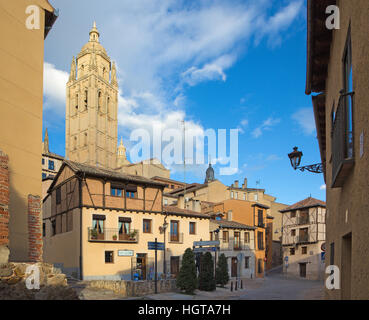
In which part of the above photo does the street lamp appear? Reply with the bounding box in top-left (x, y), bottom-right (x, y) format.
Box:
top-left (161, 218), bottom-right (168, 279)
top-left (213, 228), bottom-right (220, 277)
top-left (288, 147), bottom-right (324, 174)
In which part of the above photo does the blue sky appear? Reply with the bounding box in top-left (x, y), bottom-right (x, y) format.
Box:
top-left (43, 0), bottom-right (326, 206)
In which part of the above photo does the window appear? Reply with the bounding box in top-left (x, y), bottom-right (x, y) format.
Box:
top-left (51, 219), bottom-right (56, 236)
top-left (126, 191), bottom-right (136, 198)
top-left (189, 222), bottom-right (196, 235)
top-left (42, 173), bottom-right (47, 180)
top-left (84, 90), bottom-right (88, 109)
top-left (235, 192), bottom-right (238, 199)
top-left (56, 187), bottom-right (61, 204)
top-left (244, 232), bottom-right (250, 243)
top-left (291, 229), bottom-right (296, 236)
top-left (302, 246), bottom-right (307, 255)
top-left (92, 216), bottom-right (105, 236)
top-left (257, 259), bottom-right (263, 274)
top-left (254, 193), bottom-right (258, 201)
top-left (105, 251), bottom-right (114, 263)
top-left (243, 193), bottom-right (246, 200)
top-left (43, 223), bottom-right (46, 237)
top-left (143, 219), bottom-right (151, 233)
top-left (73, 136), bottom-right (77, 150)
top-left (234, 232), bottom-right (241, 249)
top-left (210, 232), bottom-right (213, 241)
top-left (170, 220), bottom-right (179, 241)
top-left (75, 94), bottom-right (79, 112)
top-left (290, 248), bottom-right (295, 255)
top-left (118, 218), bottom-right (131, 240)
top-left (48, 160), bottom-right (54, 171)
top-left (230, 191), bottom-right (234, 198)
top-left (258, 209), bottom-right (264, 227)
top-left (111, 186), bottom-right (123, 197)
top-left (257, 231), bottom-right (264, 250)
top-left (84, 132), bottom-right (88, 146)
top-left (245, 257), bottom-right (250, 269)
top-left (164, 199), bottom-right (168, 205)
top-left (291, 211), bottom-right (296, 218)
top-left (42, 158), bottom-right (45, 165)
top-left (98, 91), bottom-right (102, 110)
top-left (222, 231), bottom-right (229, 243)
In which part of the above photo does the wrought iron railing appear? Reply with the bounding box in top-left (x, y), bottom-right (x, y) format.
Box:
top-left (168, 232), bottom-right (184, 243)
top-left (88, 228), bottom-right (139, 242)
top-left (297, 234), bottom-right (309, 243)
top-left (332, 91), bottom-right (355, 186)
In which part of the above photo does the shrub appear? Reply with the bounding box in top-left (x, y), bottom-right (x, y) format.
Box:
top-left (176, 248), bottom-right (197, 294)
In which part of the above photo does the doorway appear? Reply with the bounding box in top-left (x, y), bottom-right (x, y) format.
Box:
top-left (171, 256), bottom-right (180, 278)
top-left (136, 254), bottom-right (147, 280)
top-left (341, 233), bottom-right (352, 299)
top-left (299, 263), bottom-right (307, 278)
top-left (231, 257), bottom-right (238, 277)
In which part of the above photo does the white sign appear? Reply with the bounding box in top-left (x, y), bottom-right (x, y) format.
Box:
top-left (193, 240), bottom-right (220, 247)
top-left (118, 250), bottom-right (134, 257)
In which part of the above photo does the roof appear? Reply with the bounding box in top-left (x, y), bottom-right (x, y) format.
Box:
top-left (228, 186), bottom-right (265, 193)
top-left (279, 197), bottom-right (326, 213)
top-left (251, 203), bottom-right (270, 210)
top-left (152, 176), bottom-right (186, 185)
top-left (163, 206), bottom-right (210, 219)
top-left (49, 160), bottom-right (167, 192)
top-left (42, 152), bottom-right (64, 161)
top-left (212, 219), bottom-right (256, 230)
top-left (305, 0), bottom-right (335, 94)
top-left (166, 183), bottom-right (205, 195)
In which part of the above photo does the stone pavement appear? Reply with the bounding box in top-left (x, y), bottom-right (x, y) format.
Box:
top-left (67, 273), bottom-right (325, 300)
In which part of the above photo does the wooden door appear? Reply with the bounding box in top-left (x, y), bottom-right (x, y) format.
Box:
top-left (171, 256), bottom-right (180, 278)
top-left (231, 257), bottom-right (238, 277)
top-left (136, 254), bottom-right (147, 280)
top-left (299, 263), bottom-right (307, 278)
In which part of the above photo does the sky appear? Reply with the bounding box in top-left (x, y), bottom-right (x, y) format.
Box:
top-left (43, 0), bottom-right (326, 206)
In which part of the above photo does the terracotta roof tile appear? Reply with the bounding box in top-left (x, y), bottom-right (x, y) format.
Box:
top-left (280, 197), bottom-right (326, 213)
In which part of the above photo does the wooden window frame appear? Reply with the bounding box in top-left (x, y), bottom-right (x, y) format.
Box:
top-left (143, 219), bottom-right (152, 233)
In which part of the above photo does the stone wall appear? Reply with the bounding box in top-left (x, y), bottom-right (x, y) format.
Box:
top-left (0, 150), bottom-right (9, 248)
top-left (27, 195), bottom-right (42, 262)
top-left (0, 262), bottom-right (78, 300)
top-left (87, 279), bottom-right (178, 297)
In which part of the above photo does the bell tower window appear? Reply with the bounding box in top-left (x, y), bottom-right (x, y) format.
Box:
top-left (84, 90), bottom-right (88, 109)
top-left (75, 94), bottom-right (79, 113)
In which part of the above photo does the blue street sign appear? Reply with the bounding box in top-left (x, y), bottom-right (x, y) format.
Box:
top-left (321, 252), bottom-right (325, 261)
top-left (148, 241), bottom-right (165, 250)
top-left (284, 256), bottom-right (289, 262)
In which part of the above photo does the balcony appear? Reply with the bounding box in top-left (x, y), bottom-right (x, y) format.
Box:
top-left (219, 238), bottom-right (247, 251)
top-left (168, 232), bottom-right (183, 244)
top-left (331, 92), bottom-right (355, 188)
top-left (88, 228), bottom-right (139, 243)
top-left (297, 234), bottom-right (309, 244)
top-left (297, 216), bottom-right (310, 225)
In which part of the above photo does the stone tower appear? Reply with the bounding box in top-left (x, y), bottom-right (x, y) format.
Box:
top-left (116, 137), bottom-right (130, 167)
top-left (66, 22), bottom-right (118, 169)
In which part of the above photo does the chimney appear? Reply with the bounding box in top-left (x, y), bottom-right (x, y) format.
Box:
top-left (234, 180), bottom-right (239, 188)
top-left (242, 178), bottom-right (248, 189)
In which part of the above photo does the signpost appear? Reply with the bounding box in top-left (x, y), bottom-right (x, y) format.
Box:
top-left (148, 238), bottom-right (164, 294)
top-left (193, 247), bottom-right (218, 253)
top-left (193, 240), bottom-right (220, 277)
top-left (193, 240), bottom-right (220, 247)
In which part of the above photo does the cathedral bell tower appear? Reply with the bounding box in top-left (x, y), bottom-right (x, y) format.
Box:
top-left (65, 22), bottom-right (118, 169)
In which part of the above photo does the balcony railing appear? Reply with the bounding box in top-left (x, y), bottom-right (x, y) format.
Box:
top-left (332, 91), bottom-right (355, 188)
top-left (219, 238), bottom-right (252, 251)
top-left (168, 232), bottom-right (183, 244)
top-left (88, 228), bottom-right (139, 243)
top-left (297, 234), bottom-right (309, 244)
top-left (297, 216), bottom-right (310, 225)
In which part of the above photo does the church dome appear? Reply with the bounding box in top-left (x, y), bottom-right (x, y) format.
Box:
top-left (78, 22), bottom-right (109, 59)
top-left (204, 163), bottom-right (215, 183)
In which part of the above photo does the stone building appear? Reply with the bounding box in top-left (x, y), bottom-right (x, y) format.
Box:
top-left (42, 128), bottom-right (64, 181)
top-left (209, 214), bottom-right (256, 279)
top-left (0, 0), bottom-right (57, 261)
top-left (42, 160), bottom-right (210, 280)
top-left (306, 0), bottom-right (369, 299)
top-left (66, 22), bottom-right (118, 170)
top-left (280, 197), bottom-right (326, 280)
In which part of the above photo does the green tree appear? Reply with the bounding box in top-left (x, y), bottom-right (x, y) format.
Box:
top-left (176, 248), bottom-right (198, 294)
top-left (198, 252), bottom-right (216, 291)
top-left (215, 253), bottom-right (229, 287)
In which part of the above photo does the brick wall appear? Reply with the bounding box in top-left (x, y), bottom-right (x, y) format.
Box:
top-left (28, 195), bottom-right (42, 262)
top-left (0, 150), bottom-right (9, 247)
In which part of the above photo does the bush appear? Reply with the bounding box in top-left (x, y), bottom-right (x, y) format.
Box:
top-left (215, 253), bottom-right (229, 287)
top-left (176, 248), bottom-right (197, 294)
top-left (198, 252), bottom-right (216, 291)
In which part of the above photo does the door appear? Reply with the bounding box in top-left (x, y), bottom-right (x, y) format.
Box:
top-left (342, 233), bottom-right (352, 299)
top-left (171, 256), bottom-right (180, 278)
top-left (136, 254), bottom-right (147, 280)
top-left (231, 257), bottom-right (238, 277)
top-left (299, 263), bottom-right (307, 278)
top-left (170, 221), bottom-right (179, 242)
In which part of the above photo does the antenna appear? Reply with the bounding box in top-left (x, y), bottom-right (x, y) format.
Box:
top-left (182, 120), bottom-right (186, 209)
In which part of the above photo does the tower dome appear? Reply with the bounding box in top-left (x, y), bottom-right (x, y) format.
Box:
top-left (204, 163), bottom-right (215, 183)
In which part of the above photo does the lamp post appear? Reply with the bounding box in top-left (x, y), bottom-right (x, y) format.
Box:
top-left (288, 147), bottom-right (324, 174)
top-left (214, 228), bottom-right (220, 277)
top-left (162, 218), bottom-right (168, 279)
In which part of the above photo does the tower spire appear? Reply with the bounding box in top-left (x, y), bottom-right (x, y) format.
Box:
top-left (43, 128), bottom-right (49, 154)
top-left (89, 21), bottom-right (100, 42)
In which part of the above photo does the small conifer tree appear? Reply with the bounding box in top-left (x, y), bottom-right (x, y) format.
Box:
top-left (198, 252), bottom-right (216, 291)
top-left (176, 248), bottom-right (197, 294)
top-left (215, 253), bottom-right (229, 287)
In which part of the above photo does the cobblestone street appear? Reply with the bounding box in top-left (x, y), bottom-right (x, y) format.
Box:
top-left (68, 273), bottom-right (325, 300)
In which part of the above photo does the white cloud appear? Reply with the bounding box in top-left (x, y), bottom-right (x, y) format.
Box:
top-left (43, 62), bottom-right (69, 111)
top-left (292, 107), bottom-right (316, 135)
top-left (320, 184), bottom-right (326, 190)
top-left (252, 117), bottom-right (281, 138)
